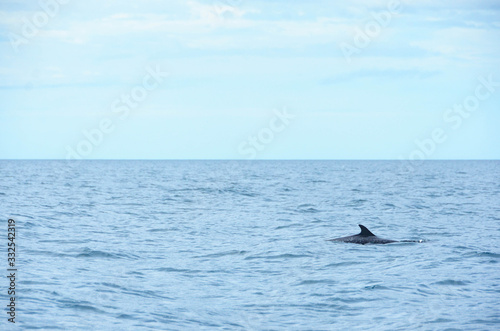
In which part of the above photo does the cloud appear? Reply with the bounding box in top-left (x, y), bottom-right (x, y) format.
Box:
top-left (187, 0), bottom-right (250, 21)
top-left (410, 27), bottom-right (500, 60)
top-left (321, 69), bottom-right (440, 85)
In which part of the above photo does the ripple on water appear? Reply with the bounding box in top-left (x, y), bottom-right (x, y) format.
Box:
top-left (156, 267), bottom-right (203, 274)
top-left (346, 199), bottom-right (367, 208)
top-left (23, 221), bottom-right (37, 228)
top-left (363, 284), bottom-right (390, 290)
top-left (58, 299), bottom-right (106, 314)
top-left (148, 227), bottom-right (180, 232)
top-left (324, 261), bottom-right (360, 268)
top-left (275, 223), bottom-right (302, 230)
top-left (196, 250), bottom-right (249, 258)
top-left (116, 313), bottom-right (137, 320)
top-left (74, 248), bottom-right (138, 260)
top-left (296, 204), bottom-right (320, 213)
top-left (432, 280), bottom-right (471, 286)
top-left (463, 251), bottom-right (500, 259)
top-left (296, 279), bottom-right (337, 286)
top-left (244, 253), bottom-right (312, 260)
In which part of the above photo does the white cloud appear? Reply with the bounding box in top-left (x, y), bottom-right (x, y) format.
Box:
top-left (186, 0), bottom-right (249, 21)
top-left (410, 27), bottom-right (500, 60)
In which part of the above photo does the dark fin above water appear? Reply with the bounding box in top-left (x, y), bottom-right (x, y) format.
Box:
top-left (358, 224), bottom-right (375, 237)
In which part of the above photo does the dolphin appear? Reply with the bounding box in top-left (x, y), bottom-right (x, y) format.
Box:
top-left (328, 224), bottom-right (422, 245)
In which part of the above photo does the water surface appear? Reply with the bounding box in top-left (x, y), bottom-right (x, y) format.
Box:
top-left (1, 160), bottom-right (499, 330)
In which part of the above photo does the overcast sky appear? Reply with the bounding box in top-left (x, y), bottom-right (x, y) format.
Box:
top-left (1, 0), bottom-right (499, 159)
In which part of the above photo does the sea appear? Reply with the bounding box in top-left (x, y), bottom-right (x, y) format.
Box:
top-left (0, 160), bottom-right (499, 330)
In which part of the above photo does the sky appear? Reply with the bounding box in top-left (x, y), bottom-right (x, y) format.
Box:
top-left (0, 0), bottom-right (499, 160)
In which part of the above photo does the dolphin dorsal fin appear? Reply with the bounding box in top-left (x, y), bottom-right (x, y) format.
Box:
top-left (358, 224), bottom-right (375, 237)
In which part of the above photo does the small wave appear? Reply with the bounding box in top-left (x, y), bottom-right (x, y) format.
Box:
top-left (296, 204), bottom-right (320, 213)
top-left (424, 318), bottom-right (454, 324)
top-left (75, 250), bottom-right (117, 258)
top-left (126, 271), bottom-right (144, 276)
top-left (21, 280), bottom-right (59, 286)
top-left (100, 282), bottom-right (126, 290)
top-left (149, 313), bottom-right (181, 325)
top-left (11, 214), bottom-right (35, 220)
top-left (469, 318), bottom-right (500, 325)
top-left (398, 239), bottom-right (427, 244)
top-left (346, 199), bottom-right (367, 207)
top-left (245, 253), bottom-right (311, 260)
top-left (71, 304), bottom-right (106, 313)
top-left (75, 248), bottom-right (136, 259)
top-left (298, 208), bottom-right (320, 213)
top-left (58, 299), bottom-right (106, 314)
top-left (407, 203), bottom-right (429, 210)
top-left (330, 296), bottom-right (378, 304)
top-left (364, 284), bottom-right (390, 290)
top-left (296, 279), bottom-right (336, 286)
top-left (39, 239), bottom-right (88, 244)
top-left (120, 202), bottom-right (145, 207)
top-left (275, 223), bottom-right (302, 230)
top-left (463, 251), bottom-right (500, 259)
top-left (156, 267), bottom-right (200, 273)
top-left (196, 250), bottom-right (248, 258)
top-left (26, 250), bottom-right (72, 258)
top-left (122, 289), bottom-right (171, 300)
top-left (432, 280), bottom-right (471, 286)
top-left (23, 324), bottom-right (65, 330)
top-left (324, 261), bottom-right (358, 268)
top-left (221, 188), bottom-right (258, 197)
top-left (148, 227), bottom-right (179, 232)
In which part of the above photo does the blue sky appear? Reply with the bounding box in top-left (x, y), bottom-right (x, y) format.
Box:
top-left (0, 0), bottom-right (499, 159)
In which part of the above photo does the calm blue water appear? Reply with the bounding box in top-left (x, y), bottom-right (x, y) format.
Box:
top-left (1, 160), bottom-right (499, 330)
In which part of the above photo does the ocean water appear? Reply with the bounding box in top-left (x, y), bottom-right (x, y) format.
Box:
top-left (1, 160), bottom-right (499, 330)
